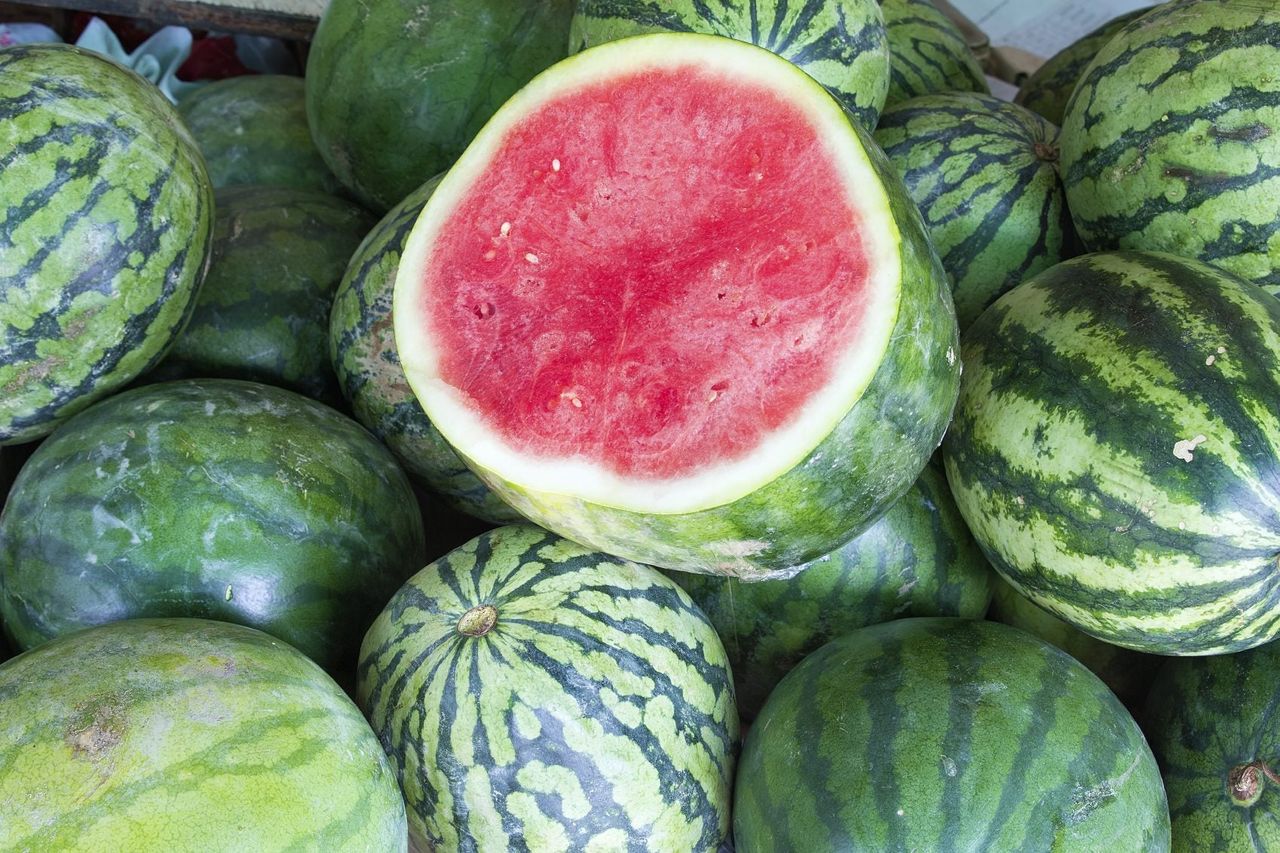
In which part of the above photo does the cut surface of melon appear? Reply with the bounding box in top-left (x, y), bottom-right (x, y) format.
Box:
top-left (396, 34), bottom-right (901, 514)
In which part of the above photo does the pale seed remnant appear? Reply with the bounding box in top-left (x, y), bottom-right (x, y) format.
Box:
top-left (500, 222), bottom-right (511, 237)
top-left (552, 158), bottom-right (561, 172)
top-left (1173, 434), bottom-right (1208, 462)
top-left (484, 249), bottom-right (497, 261)
top-left (525, 253), bottom-right (540, 264)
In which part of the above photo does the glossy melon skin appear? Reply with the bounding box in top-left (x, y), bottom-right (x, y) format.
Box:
top-left (176, 74), bottom-right (343, 195)
top-left (880, 0), bottom-right (988, 109)
top-left (399, 36), bottom-right (960, 580)
top-left (734, 618), bottom-right (1170, 851)
top-left (0, 44), bottom-right (214, 445)
top-left (306, 0), bottom-right (574, 211)
top-left (0, 618), bottom-right (407, 851)
top-left (152, 185), bottom-right (374, 405)
top-left (359, 524), bottom-right (738, 851)
top-left (0, 379), bottom-right (426, 673)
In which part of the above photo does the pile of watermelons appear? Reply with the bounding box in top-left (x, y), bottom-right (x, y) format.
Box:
top-left (2, 0), bottom-right (1278, 849)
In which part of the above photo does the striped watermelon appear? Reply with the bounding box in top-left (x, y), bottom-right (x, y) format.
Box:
top-left (176, 74), bottom-right (343, 195)
top-left (1144, 643), bottom-right (1280, 850)
top-left (944, 251), bottom-right (1280, 655)
top-left (874, 91), bottom-right (1072, 329)
top-left (668, 465), bottom-right (993, 719)
top-left (0, 44), bottom-right (214, 445)
top-left (329, 176), bottom-right (520, 525)
top-left (734, 617), bottom-right (1170, 851)
top-left (0, 379), bottom-right (426, 673)
top-left (987, 576), bottom-right (1156, 710)
top-left (1014, 7), bottom-right (1151, 126)
top-left (570, 0), bottom-right (891, 129)
top-left (393, 34), bottom-right (959, 578)
top-left (306, 0), bottom-right (573, 210)
top-left (0, 618), bottom-right (406, 850)
top-left (1060, 1), bottom-right (1280, 289)
top-left (358, 523), bottom-right (738, 851)
top-left (881, 0), bottom-right (987, 109)
top-left (152, 185), bottom-right (374, 404)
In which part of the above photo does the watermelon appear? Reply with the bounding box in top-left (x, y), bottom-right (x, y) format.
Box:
top-left (176, 74), bottom-right (343, 195)
top-left (987, 576), bottom-right (1157, 710)
top-left (881, 0), bottom-right (988, 109)
top-left (330, 176), bottom-right (521, 525)
top-left (1014, 7), bottom-right (1151, 126)
top-left (0, 44), bottom-right (214, 445)
top-left (393, 34), bottom-right (960, 578)
top-left (1060, 1), bottom-right (1280, 289)
top-left (358, 523), bottom-right (738, 851)
top-left (944, 251), bottom-right (1280, 656)
top-left (570, 0), bottom-right (890, 130)
top-left (306, 0), bottom-right (573, 211)
top-left (668, 465), bottom-right (993, 720)
top-left (734, 617), bottom-right (1170, 851)
top-left (1144, 642), bottom-right (1280, 850)
top-left (0, 378), bottom-right (426, 673)
top-left (151, 185), bottom-right (374, 404)
top-left (0, 618), bottom-right (406, 850)
top-left (874, 91), bottom-right (1073, 329)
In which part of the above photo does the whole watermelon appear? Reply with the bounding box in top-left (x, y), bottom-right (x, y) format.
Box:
top-left (880, 0), bottom-right (987, 109)
top-left (1145, 642), bottom-right (1280, 851)
top-left (1060, 0), bottom-right (1280, 289)
top-left (1014, 7), bottom-right (1152, 126)
top-left (0, 44), bottom-right (214, 445)
top-left (0, 379), bottom-right (426, 673)
top-left (570, 0), bottom-right (890, 129)
top-left (874, 91), bottom-right (1072, 329)
top-left (329, 175), bottom-right (520, 524)
top-left (176, 74), bottom-right (343, 195)
top-left (944, 251), bottom-right (1280, 655)
top-left (358, 524), bottom-right (738, 851)
top-left (306, 0), bottom-right (574, 210)
top-left (669, 465), bottom-right (993, 720)
top-left (153, 185), bottom-right (374, 404)
top-left (734, 617), bottom-right (1170, 851)
top-left (0, 618), bottom-right (407, 850)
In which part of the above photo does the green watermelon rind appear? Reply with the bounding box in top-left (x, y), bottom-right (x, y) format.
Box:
top-left (0, 44), bottom-right (214, 445)
top-left (881, 0), bottom-right (988, 109)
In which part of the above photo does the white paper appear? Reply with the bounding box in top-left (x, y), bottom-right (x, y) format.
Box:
top-left (952, 0), bottom-right (1156, 59)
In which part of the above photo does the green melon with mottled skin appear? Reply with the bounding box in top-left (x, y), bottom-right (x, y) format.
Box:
top-left (881, 0), bottom-right (987, 109)
top-left (987, 576), bottom-right (1157, 710)
top-left (944, 251), bottom-right (1280, 655)
top-left (358, 523), bottom-right (738, 852)
top-left (0, 379), bottom-right (426, 673)
top-left (330, 176), bottom-right (520, 524)
top-left (152, 185), bottom-right (374, 404)
top-left (1145, 642), bottom-right (1280, 851)
top-left (874, 92), bottom-right (1072, 329)
top-left (1060, 0), bottom-right (1280, 289)
top-left (0, 44), bottom-right (214, 445)
top-left (0, 618), bottom-right (407, 850)
top-left (306, 0), bottom-right (574, 211)
top-left (176, 74), bottom-right (343, 195)
top-left (668, 465), bottom-right (993, 719)
top-left (734, 617), bottom-right (1170, 851)
top-left (570, 0), bottom-right (890, 129)
top-left (1014, 7), bottom-right (1151, 126)
top-left (394, 35), bottom-right (960, 579)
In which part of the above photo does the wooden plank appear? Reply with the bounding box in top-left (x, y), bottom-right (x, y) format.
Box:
top-left (15, 0), bottom-right (324, 40)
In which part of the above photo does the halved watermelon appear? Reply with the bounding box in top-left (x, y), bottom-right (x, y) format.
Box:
top-left (394, 34), bottom-right (959, 577)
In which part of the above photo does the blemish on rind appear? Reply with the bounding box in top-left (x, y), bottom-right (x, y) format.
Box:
top-left (945, 346), bottom-right (956, 366)
top-left (1173, 434), bottom-right (1207, 462)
